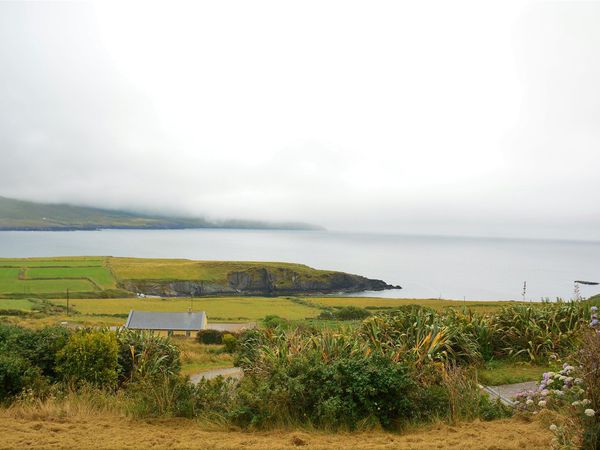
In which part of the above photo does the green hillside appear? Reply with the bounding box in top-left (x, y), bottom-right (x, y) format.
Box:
top-left (0, 196), bottom-right (320, 231)
top-left (0, 256), bottom-right (395, 298)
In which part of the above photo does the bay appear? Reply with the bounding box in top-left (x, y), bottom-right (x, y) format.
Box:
top-left (0, 229), bottom-right (598, 301)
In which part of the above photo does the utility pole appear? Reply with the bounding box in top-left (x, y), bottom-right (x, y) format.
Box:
top-left (189, 294), bottom-right (193, 313)
top-left (522, 281), bottom-right (527, 302)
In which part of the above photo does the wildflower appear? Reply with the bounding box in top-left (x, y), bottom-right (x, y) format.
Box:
top-left (582, 399), bottom-right (591, 406)
top-left (526, 399), bottom-right (534, 406)
top-left (592, 306), bottom-right (598, 311)
top-left (593, 314), bottom-right (598, 320)
top-left (559, 375), bottom-right (566, 381)
top-left (538, 400), bottom-right (547, 407)
top-left (540, 389), bottom-right (549, 396)
top-left (585, 409), bottom-right (595, 417)
top-left (549, 424), bottom-right (558, 432)
top-left (591, 319), bottom-right (599, 327)
top-left (573, 401), bottom-right (581, 406)
top-left (575, 378), bottom-right (583, 385)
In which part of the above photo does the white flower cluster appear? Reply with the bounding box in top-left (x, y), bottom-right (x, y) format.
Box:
top-left (515, 362), bottom-right (594, 421)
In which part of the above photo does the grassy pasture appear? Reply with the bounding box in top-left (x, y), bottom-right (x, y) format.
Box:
top-left (108, 257), bottom-right (332, 282)
top-left (51, 296), bottom-right (322, 321)
top-left (0, 257), bottom-right (113, 295)
top-left (26, 267), bottom-right (115, 289)
top-left (0, 299), bottom-right (36, 311)
top-left (0, 257), bottom-right (104, 267)
top-left (304, 296), bottom-right (523, 313)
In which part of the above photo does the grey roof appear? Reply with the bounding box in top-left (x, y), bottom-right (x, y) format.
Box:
top-left (125, 310), bottom-right (207, 331)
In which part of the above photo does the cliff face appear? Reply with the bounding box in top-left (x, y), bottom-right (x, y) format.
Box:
top-left (119, 266), bottom-right (400, 297)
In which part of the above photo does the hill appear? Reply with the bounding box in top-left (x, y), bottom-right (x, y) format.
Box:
top-left (0, 256), bottom-right (399, 298)
top-left (0, 196), bottom-right (321, 231)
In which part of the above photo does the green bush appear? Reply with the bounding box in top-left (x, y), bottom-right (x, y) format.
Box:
top-left (233, 328), bottom-right (267, 370)
top-left (0, 354), bottom-right (44, 401)
top-left (318, 306), bottom-right (371, 321)
top-left (232, 353), bottom-right (421, 429)
top-left (489, 302), bottom-right (586, 361)
top-left (127, 373), bottom-right (196, 418)
top-left (127, 373), bottom-right (237, 419)
top-left (116, 329), bottom-right (180, 383)
top-left (196, 329), bottom-right (225, 345)
top-left (262, 315), bottom-right (289, 329)
top-left (56, 330), bottom-right (119, 389)
top-left (222, 333), bottom-right (237, 353)
top-left (0, 323), bottom-right (70, 380)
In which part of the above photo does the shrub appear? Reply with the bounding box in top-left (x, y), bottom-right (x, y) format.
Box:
top-left (489, 303), bottom-right (586, 362)
top-left (234, 328), bottom-right (268, 370)
top-left (127, 373), bottom-right (196, 418)
top-left (222, 333), bottom-right (237, 353)
top-left (576, 330), bottom-right (600, 449)
top-left (0, 323), bottom-right (70, 380)
top-left (262, 315), bottom-right (289, 329)
top-left (116, 329), bottom-right (180, 383)
top-left (0, 354), bottom-right (44, 402)
top-left (232, 351), bottom-right (422, 429)
top-left (318, 306), bottom-right (371, 321)
top-left (127, 373), bottom-right (237, 419)
top-left (56, 330), bottom-right (119, 389)
top-left (197, 329), bottom-right (225, 345)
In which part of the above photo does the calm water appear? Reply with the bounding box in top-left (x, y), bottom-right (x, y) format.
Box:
top-left (0, 229), bottom-right (598, 301)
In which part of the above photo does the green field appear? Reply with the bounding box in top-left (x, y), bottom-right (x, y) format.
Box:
top-left (304, 296), bottom-right (524, 313)
top-left (46, 295), bottom-right (526, 323)
top-left (52, 296), bottom-right (322, 321)
top-left (109, 257), bottom-right (333, 282)
top-left (0, 257), bottom-right (113, 295)
top-left (0, 256), bottom-right (360, 297)
top-left (0, 299), bottom-right (36, 311)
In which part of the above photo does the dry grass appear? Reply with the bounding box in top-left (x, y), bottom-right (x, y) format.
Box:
top-left (0, 412), bottom-right (553, 449)
top-left (0, 389), bottom-right (553, 449)
top-left (173, 337), bottom-right (234, 375)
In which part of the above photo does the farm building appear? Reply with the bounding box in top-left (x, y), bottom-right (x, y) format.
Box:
top-left (124, 310), bottom-right (208, 336)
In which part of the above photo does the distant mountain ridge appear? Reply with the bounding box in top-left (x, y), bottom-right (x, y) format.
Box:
top-left (0, 196), bottom-right (322, 231)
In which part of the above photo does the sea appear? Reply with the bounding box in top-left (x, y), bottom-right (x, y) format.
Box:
top-left (0, 229), bottom-right (598, 301)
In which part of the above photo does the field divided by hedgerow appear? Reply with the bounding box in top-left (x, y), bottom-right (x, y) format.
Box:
top-left (0, 257), bottom-right (113, 295)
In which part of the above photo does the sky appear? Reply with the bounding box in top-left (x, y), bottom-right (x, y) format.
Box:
top-left (0, 1), bottom-right (599, 239)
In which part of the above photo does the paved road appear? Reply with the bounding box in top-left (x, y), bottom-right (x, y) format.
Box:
top-left (483, 381), bottom-right (537, 405)
top-left (189, 367), bottom-right (243, 384)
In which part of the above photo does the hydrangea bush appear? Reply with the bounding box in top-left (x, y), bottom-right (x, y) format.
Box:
top-left (514, 305), bottom-right (600, 449)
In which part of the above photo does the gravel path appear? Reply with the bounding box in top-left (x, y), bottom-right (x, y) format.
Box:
top-left (189, 367), bottom-right (243, 384)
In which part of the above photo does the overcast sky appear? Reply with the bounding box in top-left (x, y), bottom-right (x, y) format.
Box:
top-left (1, 1), bottom-right (599, 239)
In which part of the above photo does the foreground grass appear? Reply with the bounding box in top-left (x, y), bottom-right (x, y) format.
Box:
top-left (0, 402), bottom-right (552, 450)
top-left (173, 337), bottom-right (234, 375)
